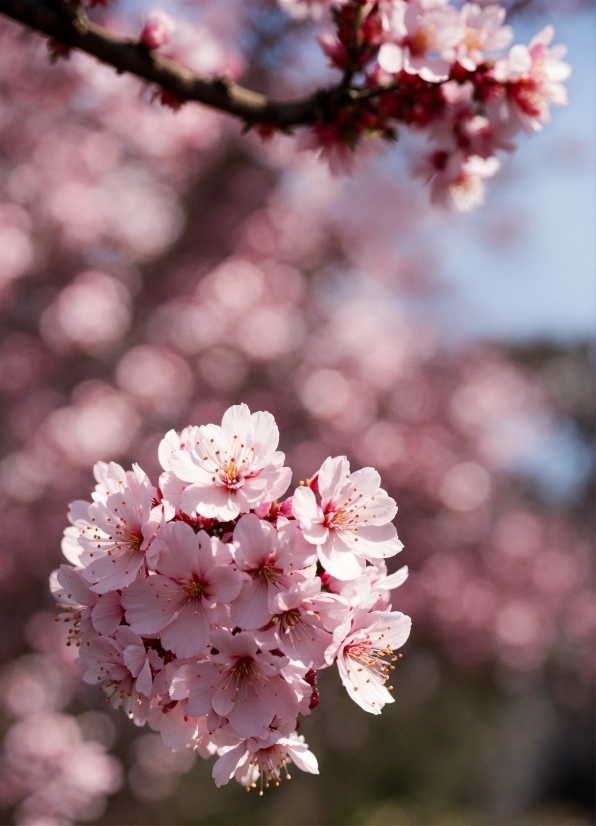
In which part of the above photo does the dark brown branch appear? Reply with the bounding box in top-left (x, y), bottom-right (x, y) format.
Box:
top-left (0, 0), bottom-right (337, 127)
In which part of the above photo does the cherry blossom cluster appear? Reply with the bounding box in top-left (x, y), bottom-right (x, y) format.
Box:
top-left (292, 0), bottom-right (571, 208)
top-left (36, 0), bottom-right (571, 209)
top-left (51, 404), bottom-right (411, 792)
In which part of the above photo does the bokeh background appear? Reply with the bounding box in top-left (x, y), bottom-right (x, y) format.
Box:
top-left (0, 0), bottom-right (594, 823)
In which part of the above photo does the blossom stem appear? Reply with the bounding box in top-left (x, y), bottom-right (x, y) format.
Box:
top-left (1, 0), bottom-right (372, 127)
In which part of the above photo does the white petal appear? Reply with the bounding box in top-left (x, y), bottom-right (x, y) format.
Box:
top-left (378, 42), bottom-right (404, 74)
top-left (250, 410), bottom-right (280, 465)
top-left (317, 456), bottom-right (350, 507)
top-left (213, 743), bottom-right (248, 788)
top-left (221, 403), bottom-right (252, 446)
top-left (318, 532), bottom-right (365, 580)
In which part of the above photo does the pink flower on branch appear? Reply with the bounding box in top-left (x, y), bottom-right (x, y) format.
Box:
top-left (213, 730), bottom-right (319, 791)
top-left (322, 560), bottom-right (409, 611)
top-left (327, 607), bottom-right (412, 713)
top-left (79, 626), bottom-right (163, 723)
top-left (493, 25), bottom-right (572, 134)
top-left (78, 466), bottom-right (161, 594)
top-left (230, 514), bottom-right (316, 630)
top-left (449, 3), bottom-right (513, 71)
top-left (171, 630), bottom-right (301, 738)
top-left (169, 404), bottom-right (292, 521)
top-left (292, 456), bottom-right (403, 580)
top-left (50, 564), bottom-right (123, 645)
top-left (417, 149), bottom-right (501, 212)
top-left (379, 2), bottom-right (465, 82)
top-left (16, 0), bottom-right (570, 210)
top-left (121, 522), bottom-right (246, 658)
top-left (261, 578), bottom-right (339, 669)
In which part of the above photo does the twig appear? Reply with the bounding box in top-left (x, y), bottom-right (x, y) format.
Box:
top-left (0, 0), bottom-right (346, 127)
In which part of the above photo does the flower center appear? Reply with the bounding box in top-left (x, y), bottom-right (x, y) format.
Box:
top-left (326, 509), bottom-right (347, 528)
top-left (184, 580), bottom-right (205, 599)
top-left (346, 640), bottom-right (400, 686)
top-left (464, 28), bottom-right (483, 51)
top-left (257, 563), bottom-right (281, 583)
top-left (219, 459), bottom-right (243, 489)
top-left (511, 80), bottom-right (543, 117)
top-left (407, 26), bottom-right (434, 57)
top-left (115, 523), bottom-right (143, 553)
top-left (278, 609), bottom-right (302, 631)
top-left (232, 657), bottom-right (255, 681)
top-left (244, 746), bottom-right (292, 795)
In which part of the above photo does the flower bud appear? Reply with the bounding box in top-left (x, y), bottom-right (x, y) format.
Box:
top-left (140, 9), bottom-right (175, 51)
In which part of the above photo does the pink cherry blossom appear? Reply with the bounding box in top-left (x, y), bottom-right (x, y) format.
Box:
top-left (327, 607), bottom-right (411, 713)
top-left (51, 409), bottom-right (416, 792)
top-left (318, 31), bottom-right (349, 70)
top-left (428, 81), bottom-right (518, 160)
top-left (493, 26), bottom-right (572, 134)
top-left (61, 500), bottom-right (94, 568)
top-left (79, 466), bottom-right (161, 593)
top-left (230, 514), bottom-right (316, 630)
top-left (158, 426), bottom-right (198, 472)
top-left (79, 626), bottom-right (163, 723)
top-left (169, 404), bottom-right (292, 521)
top-left (379, 1), bottom-right (465, 82)
top-left (322, 562), bottom-right (409, 610)
top-left (262, 578), bottom-right (336, 669)
top-left (148, 698), bottom-right (202, 751)
top-left (417, 150), bottom-right (501, 212)
top-left (156, 427), bottom-right (197, 519)
top-left (448, 3), bottom-right (513, 71)
top-left (60, 461), bottom-right (136, 566)
top-left (147, 660), bottom-right (209, 750)
top-left (140, 9), bottom-right (176, 51)
top-left (368, 562), bottom-right (409, 608)
top-left (121, 521), bottom-right (245, 658)
top-left (297, 124), bottom-right (365, 176)
top-left (91, 460), bottom-right (137, 503)
top-left (213, 729), bottom-right (318, 790)
top-left (171, 630), bottom-right (300, 738)
top-left (292, 456), bottom-right (403, 580)
top-left (50, 564), bottom-right (123, 644)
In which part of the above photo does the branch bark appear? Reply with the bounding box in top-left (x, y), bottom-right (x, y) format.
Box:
top-left (0, 0), bottom-right (334, 127)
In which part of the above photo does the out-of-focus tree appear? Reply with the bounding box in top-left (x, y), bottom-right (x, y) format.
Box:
top-left (0, 0), bottom-right (593, 823)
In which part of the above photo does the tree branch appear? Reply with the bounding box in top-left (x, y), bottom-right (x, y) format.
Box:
top-left (0, 0), bottom-right (335, 127)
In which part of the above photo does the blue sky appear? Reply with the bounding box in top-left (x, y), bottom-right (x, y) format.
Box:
top-left (129, 1), bottom-right (594, 345)
top-left (434, 10), bottom-right (595, 344)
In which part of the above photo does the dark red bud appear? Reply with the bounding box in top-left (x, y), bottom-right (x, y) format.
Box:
top-left (305, 669), bottom-right (320, 707)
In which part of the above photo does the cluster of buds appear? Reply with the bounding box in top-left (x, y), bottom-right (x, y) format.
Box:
top-left (304, 0), bottom-right (571, 208)
top-left (51, 405), bottom-right (410, 791)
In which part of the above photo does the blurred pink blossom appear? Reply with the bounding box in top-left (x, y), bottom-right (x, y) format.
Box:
top-left (140, 9), bottom-right (176, 50)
